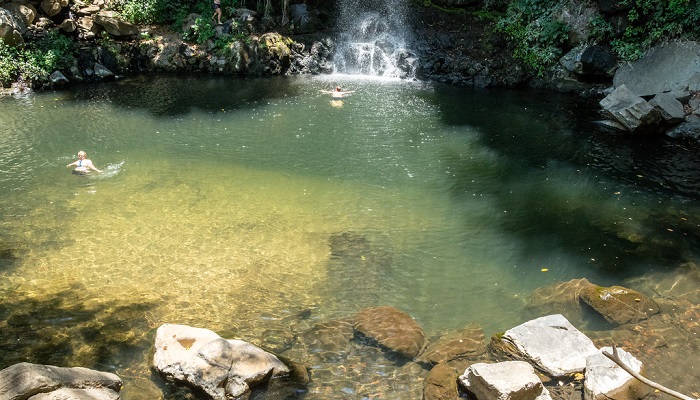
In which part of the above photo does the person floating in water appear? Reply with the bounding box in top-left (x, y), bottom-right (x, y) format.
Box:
top-left (67, 150), bottom-right (102, 174)
top-left (321, 86), bottom-right (355, 99)
top-left (212, 0), bottom-right (222, 24)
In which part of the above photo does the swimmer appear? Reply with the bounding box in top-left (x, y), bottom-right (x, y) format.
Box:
top-left (67, 150), bottom-right (102, 174)
top-left (321, 86), bottom-right (355, 98)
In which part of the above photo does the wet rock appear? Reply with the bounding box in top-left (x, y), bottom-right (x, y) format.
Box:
top-left (0, 362), bottom-right (122, 400)
top-left (423, 363), bottom-right (460, 400)
top-left (666, 114), bottom-right (700, 140)
top-left (584, 347), bottom-right (650, 400)
top-left (649, 92), bottom-right (685, 124)
top-left (492, 314), bottom-right (598, 377)
top-left (417, 324), bottom-right (487, 366)
top-left (353, 305), bottom-right (427, 359)
top-left (303, 318), bottom-right (355, 358)
top-left (152, 323), bottom-right (290, 400)
top-left (599, 84), bottom-right (663, 133)
top-left (459, 361), bottom-right (552, 400)
top-left (579, 285), bottom-right (659, 325)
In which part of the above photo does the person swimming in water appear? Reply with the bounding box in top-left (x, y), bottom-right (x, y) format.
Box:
top-left (67, 150), bottom-right (102, 174)
top-left (321, 86), bottom-right (355, 98)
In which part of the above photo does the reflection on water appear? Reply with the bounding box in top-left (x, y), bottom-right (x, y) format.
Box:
top-left (1, 75), bottom-right (700, 398)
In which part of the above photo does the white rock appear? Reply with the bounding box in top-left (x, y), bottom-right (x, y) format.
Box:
top-left (584, 347), bottom-right (651, 400)
top-left (459, 361), bottom-right (552, 400)
top-left (501, 314), bottom-right (598, 377)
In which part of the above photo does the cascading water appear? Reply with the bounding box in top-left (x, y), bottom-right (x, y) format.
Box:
top-left (333, 0), bottom-right (418, 78)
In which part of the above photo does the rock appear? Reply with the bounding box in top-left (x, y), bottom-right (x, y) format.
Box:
top-left (584, 347), bottom-right (650, 400)
top-left (423, 363), bottom-right (461, 400)
top-left (649, 92), bottom-right (685, 124)
top-left (49, 70), bottom-right (69, 85)
top-left (0, 362), bottom-right (122, 400)
top-left (494, 314), bottom-right (598, 377)
top-left (613, 41), bottom-right (700, 97)
top-left (153, 323), bottom-right (290, 400)
top-left (580, 45), bottom-right (617, 77)
top-left (0, 8), bottom-right (24, 46)
top-left (666, 114), bottom-right (700, 140)
top-left (58, 18), bottom-right (77, 32)
top-left (4, 1), bottom-right (36, 31)
top-left (417, 324), bottom-right (487, 366)
top-left (93, 62), bottom-right (115, 79)
top-left (579, 285), bottom-right (660, 325)
top-left (94, 11), bottom-right (138, 37)
top-left (40, 0), bottom-right (68, 17)
top-left (599, 84), bottom-right (663, 133)
top-left (527, 278), bottom-right (595, 314)
top-left (353, 305), bottom-right (427, 359)
top-left (459, 361), bottom-right (552, 400)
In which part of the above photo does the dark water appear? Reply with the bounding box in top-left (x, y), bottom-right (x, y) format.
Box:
top-left (1, 74), bottom-right (699, 398)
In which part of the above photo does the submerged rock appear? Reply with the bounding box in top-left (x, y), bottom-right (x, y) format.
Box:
top-left (579, 285), bottom-right (659, 325)
top-left (417, 324), bottom-right (487, 366)
top-left (353, 305), bottom-right (427, 359)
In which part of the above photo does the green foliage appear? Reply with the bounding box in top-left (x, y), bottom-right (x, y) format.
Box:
top-left (0, 31), bottom-right (77, 85)
top-left (113, 0), bottom-right (158, 24)
top-left (495, 0), bottom-right (569, 75)
top-left (184, 16), bottom-right (217, 43)
top-left (611, 0), bottom-right (700, 60)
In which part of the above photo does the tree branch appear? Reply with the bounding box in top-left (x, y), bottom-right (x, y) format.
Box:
top-left (602, 345), bottom-right (698, 400)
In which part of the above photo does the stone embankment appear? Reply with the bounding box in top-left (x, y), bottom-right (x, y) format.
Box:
top-left (2, 262), bottom-right (700, 399)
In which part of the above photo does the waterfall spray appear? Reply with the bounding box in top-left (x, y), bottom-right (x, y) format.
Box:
top-left (333, 0), bottom-right (418, 78)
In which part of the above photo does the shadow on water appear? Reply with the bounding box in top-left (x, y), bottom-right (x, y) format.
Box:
top-left (425, 84), bottom-right (700, 279)
top-left (0, 285), bottom-right (155, 372)
top-left (66, 74), bottom-right (301, 117)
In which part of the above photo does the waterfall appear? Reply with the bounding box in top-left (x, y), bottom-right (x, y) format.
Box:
top-left (333, 0), bottom-right (418, 78)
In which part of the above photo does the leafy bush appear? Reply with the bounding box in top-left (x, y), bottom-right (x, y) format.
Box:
top-left (611, 0), bottom-right (700, 60)
top-left (495, 0), bottom-right (570, 75)
top-left (113, 0), bottom-right (158, 24)
top-left (0, 31), bottom-right (76, 85)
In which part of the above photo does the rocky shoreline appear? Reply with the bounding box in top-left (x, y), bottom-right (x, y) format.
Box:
top-left (2, 262), bottom-right (700, 399)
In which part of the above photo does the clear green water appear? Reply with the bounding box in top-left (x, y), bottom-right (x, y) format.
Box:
top-left (1, 74), bottom-right (699, 398)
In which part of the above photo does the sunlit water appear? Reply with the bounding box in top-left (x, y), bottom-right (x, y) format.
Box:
top-left (1, 74), bottom-right (700, 398)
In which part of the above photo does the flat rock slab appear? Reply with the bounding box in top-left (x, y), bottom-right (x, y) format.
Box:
top-left (459, 361), bottom-right (552, 400)
top-left (0, 362), bottom-right (122, 400)
top-left (500, 314), bottom-right (598, 377)
top-left (585, 347), bottom-right (649, 400)
top-left (353, 305), bottom-right (427, 359)
top-left (417, 324), bottom-right (487, 365)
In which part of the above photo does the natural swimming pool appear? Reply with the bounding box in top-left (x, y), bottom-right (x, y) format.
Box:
top-left (1, 74), bottom-right (699, 398)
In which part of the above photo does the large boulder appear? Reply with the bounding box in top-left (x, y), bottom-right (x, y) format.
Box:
top-left (93, 11), bottom-right (138, 37)
top-left (579, 285), bottom-right (659, 325)
top-left (491, 314), bottom-right (598, 377)
top-left (4, 1), bottom-right (36, 31)
top-left (353, 305), bottom-right (427, 359)
top-left (153, 323), bottom-right (290, 400)
top-left (0, 8), bottom-right (23, 46)
top-left (649, 92), bottom-right (685, 124)
top-left (599, 84), bottom-right (663, 133)
top-left (459, 361), bottom-right (552, 400)
top-left (0, 362), bottom-right (122, 400)
top-left (613, 41), bottom-right (700, 97)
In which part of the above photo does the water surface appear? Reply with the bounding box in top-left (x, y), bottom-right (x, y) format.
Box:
top-left (1, 75), bottom-right (699, 398)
